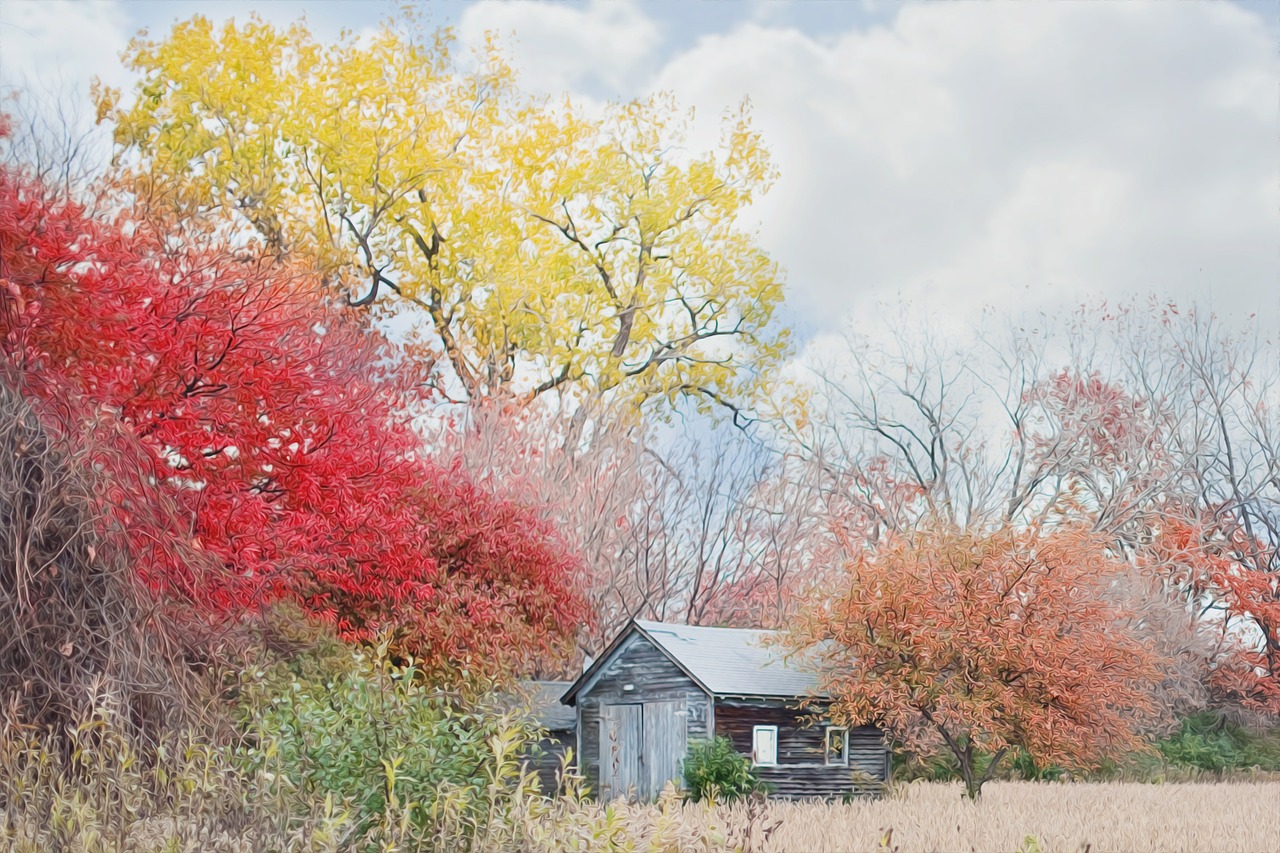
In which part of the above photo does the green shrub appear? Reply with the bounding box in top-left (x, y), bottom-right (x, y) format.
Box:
top-left (892, 748), bottom-right (959, 783)
top-left (1008, 748), bottom-right (1065, 781)
top-left (683, 736), bottom-right (767, 803)
top-left (235, 645), bottom-right (537, 846)
top-left (1155, 711), bottom-right (1280, 773)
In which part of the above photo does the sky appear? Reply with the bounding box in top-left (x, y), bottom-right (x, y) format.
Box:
top-left (1, 0), bottom-right (1277, 362)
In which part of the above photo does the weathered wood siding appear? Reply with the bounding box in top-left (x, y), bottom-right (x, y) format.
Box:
top-left (524, 730), bottom-right (573, 795)
top-left (714, 697), bottom-right (889, 798)
top-left (577, 632), bottom-right (712, 800)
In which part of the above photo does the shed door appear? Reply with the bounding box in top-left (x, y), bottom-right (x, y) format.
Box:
top-left (602, 703), bottom-right (643, 801)
top-left (644, 699), bottom-right (687, 799)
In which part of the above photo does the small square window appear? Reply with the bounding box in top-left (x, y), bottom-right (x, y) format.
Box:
top-left (752, 725), bottom-right (778, 766)
top-left (825, 727), bottom-right (848, 766)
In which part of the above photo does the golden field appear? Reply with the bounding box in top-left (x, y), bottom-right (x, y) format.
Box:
top-left (644, 780), bottom-right (1280, 853)
top-left (5, 733), bottom-right (1278, 853)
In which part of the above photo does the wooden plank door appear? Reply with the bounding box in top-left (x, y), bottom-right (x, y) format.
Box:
top-left (643, 699), bottom-right (687, 800)
top-left (602, 703), bottom-right (643, 801)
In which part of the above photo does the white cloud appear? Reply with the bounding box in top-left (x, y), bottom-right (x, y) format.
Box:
top-left (3, 0), bottom-right (1273, 358)
top-left (0, 0), bottom-right (132, 100)
top-left (458, 0), bottom-right (662, 98)
top-left (647, 2), bottom-right (1278, 341)
top-left (0, 0), bottom-right (134, 176)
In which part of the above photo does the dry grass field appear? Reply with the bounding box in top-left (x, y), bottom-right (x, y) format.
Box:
top-left (603, 780), bottom-right (1280, 853)
top-left (5, 731), bottom-right (1278, 853)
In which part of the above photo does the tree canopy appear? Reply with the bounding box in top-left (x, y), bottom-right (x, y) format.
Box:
top-left (100, 17), bottom-right (789, 419)
top-left (791, 522), bottom-right (1163, 798)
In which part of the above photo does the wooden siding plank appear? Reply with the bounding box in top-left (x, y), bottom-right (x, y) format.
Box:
top-left (524, 734), bottom-right (572, 795)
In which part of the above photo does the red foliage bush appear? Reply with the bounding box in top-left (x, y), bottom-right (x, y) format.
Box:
top-left (0, 163), bottom-right (582, 681)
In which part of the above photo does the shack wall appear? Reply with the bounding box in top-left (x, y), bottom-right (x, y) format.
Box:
top-left (714, 697), bottom-right (888, 798)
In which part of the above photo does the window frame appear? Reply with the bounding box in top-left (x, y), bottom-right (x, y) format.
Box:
top-left (751, 725), bottom-right (778, 767)
top-left (825, 726), bottom-right (849, 766)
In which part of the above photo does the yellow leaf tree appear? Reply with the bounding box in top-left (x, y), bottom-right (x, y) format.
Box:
top-left (103, 16), bottom-right (790, 420)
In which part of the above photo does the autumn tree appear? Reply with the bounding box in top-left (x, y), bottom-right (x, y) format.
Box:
top-left (791, 522), bottom-right (1164, 799)
top-left (793, 311), bottom-right (1222, 711)
top-left (0, 157), bottom-right (583, 683)
top-left (99, 16), bottom-right (789, 420)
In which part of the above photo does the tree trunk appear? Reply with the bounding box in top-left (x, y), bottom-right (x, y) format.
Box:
top-left (957, 746), bottom-right (1008, 800)
top-left (957, 749), bottom-right (981, 800)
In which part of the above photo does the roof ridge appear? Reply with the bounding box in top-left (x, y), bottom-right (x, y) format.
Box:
top-left (634, 618), bottom-right (781, 635)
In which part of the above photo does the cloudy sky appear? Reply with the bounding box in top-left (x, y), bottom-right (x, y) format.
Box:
top-left (2, 0), bottom-right (1276, 351)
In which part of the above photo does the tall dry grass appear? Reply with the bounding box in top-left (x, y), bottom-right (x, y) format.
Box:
top-left (0, 716), bottom-right (732, 853)
top-left (619, 779), bottom-right (1280, 853)
top-left (3, 728), bottom-right (1278, 853)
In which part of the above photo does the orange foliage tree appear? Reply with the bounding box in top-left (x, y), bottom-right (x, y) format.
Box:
top-left (790, 522), bottom-right (1164, 798)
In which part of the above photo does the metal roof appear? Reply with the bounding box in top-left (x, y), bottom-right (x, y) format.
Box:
top-left (561, 619), bottom-right (829, 704)
top-left (634, 620), bottom-right (826, 698)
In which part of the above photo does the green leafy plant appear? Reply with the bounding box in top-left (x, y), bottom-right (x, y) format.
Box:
top-left (1155, 711), bottom-right (1280, 773)
top-left (235, 644), bottom-right (537, 846)
top-left (682, 736), bottom-right (768, 803)
top-left (1008, 748), bottom-right (1065, 782)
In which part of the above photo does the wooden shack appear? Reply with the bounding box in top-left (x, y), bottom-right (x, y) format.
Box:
top-left (560, 619), bottom-right (890, 801)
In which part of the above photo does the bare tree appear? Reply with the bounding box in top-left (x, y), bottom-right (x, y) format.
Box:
top-left (793, 309), bottom-right (1202, 540)
top-left (1113, 308), bottom-right (1280, 714)
top-left (1, 79), bottom-right (109, 203)
top-left (431, 398), bottom-right (831, 659)
top-left (428, 399), bottom-right (662, 658)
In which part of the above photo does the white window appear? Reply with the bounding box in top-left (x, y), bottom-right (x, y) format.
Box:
top-left (825, 727), bottom-right (849, 766)
top-left (752, 725), bottom-right (778, 766)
